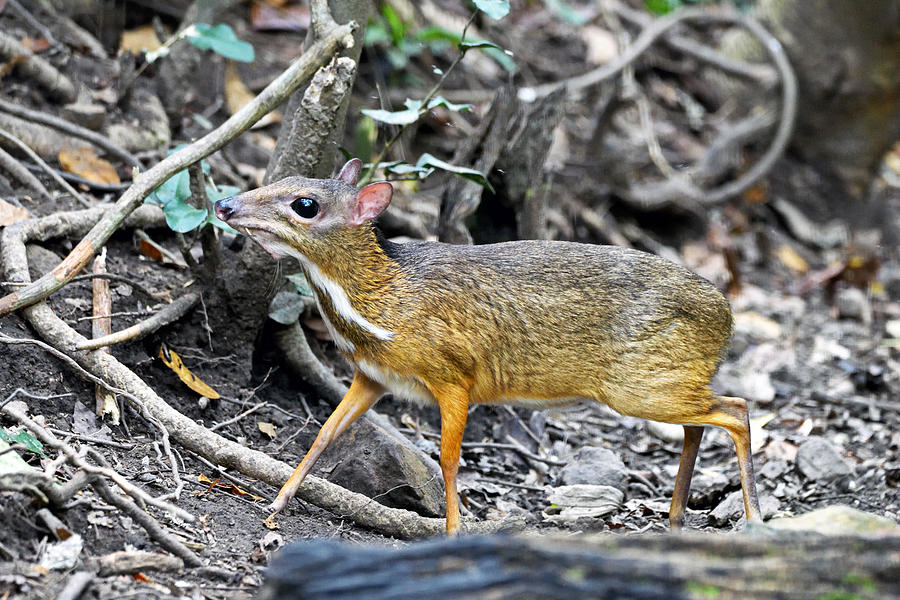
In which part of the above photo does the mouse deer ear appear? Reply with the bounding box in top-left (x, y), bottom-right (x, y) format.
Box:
top-left (336, 158), bottom-right (363, 186)
top-left (351, 182), bottom-right (392, 226)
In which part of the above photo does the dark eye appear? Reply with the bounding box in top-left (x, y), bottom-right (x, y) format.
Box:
top-left (290, 197), bottom-right (319, 219)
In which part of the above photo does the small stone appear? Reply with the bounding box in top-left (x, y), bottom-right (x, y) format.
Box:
top-left (886, 319), bottom-right (900, 339)
top-left (795, 437), bottom-right (851, 481)
top-left (60, 102), bottom-right (106, 130)
top-left (559, 446), bottom-right (629, 492)
top-left (709, 491), bottom-right (779, 526)
top-left (543, 484), bottom-right (624, 525)
top-left (835, 287), bottom-right (872, 323)
top-left (768, 505), bottom-right (900, 536)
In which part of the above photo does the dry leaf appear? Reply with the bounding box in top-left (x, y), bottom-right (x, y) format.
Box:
top-left (159, 344), bottom-right (220, 399)
top-left (134, 230), bottom-right (187, 267)
top-left (777, 244), bottom-right (809, 273)
top-left (0, 198), bottom-right (29, 227)
top-left (749, 412), bottom-right (775, 453)
top-left (120, 25), bottom-right (163, 54)
top-left (58, 146), bottom-right (120, 185)
top-left (197, 474), bottom-right (264, 500)
top-left (225, 62), bottom-right (281, 128)
top-left (21, 37), bottom-right (50, 53)
top-left (258, 421), bottom-right (277, 439)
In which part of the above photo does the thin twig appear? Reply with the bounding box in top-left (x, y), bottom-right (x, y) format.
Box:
top-left (74, 291), bottom-right (200, 351)
top-left (87, 450), bottom-right (201, 566)
top-left (0, 400), bottom-right (192, 522)
top-left (0, 127), bottom-right (92, 207)
top-left (0, 332), bottom-right (186, 508)
top-left (67, 272), bottom-right (161, 301)
top-left (1, 388), bottom-right (73, 410)
top-left (0, 145), bottom-right (50, 198)
top-left (210, 401), bottom-right (268, 432)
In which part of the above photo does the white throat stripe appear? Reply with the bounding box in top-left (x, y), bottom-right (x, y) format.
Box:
top-left (285, 249), bottom-right (395, 342)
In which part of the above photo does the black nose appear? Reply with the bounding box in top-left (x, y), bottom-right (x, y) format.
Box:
top-left (214, 197), bottom-right (235, 221)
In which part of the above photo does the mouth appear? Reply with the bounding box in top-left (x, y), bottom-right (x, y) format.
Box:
top-left (239, 227), bottom-right (290, 261)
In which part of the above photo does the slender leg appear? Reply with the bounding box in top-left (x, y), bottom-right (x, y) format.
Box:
top-left (669, 425), bottom-right (704, 530)
top-left (432, 385), bottom-right (470, 535)
top-left (717, 396), bottom-right (762, 522)
top-left (704, 396), bottom-right (762, 523)
top-left (268, 371), bottom-right (384, 515)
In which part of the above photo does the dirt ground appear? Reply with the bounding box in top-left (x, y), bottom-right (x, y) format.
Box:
top-left (1, 1), bottom-right (899, 599)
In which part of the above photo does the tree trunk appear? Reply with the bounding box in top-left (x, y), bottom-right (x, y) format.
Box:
top-left (261, 531), bottom-right (900, 600)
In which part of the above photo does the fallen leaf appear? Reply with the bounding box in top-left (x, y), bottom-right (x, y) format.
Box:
top-left (0, 198), bottom-right (29, 227)
top-left (225, 62), bottom-right (281, 128)
top-left (134, 230), bottom-right (187, 267)
top-left (159, 344), bottom-right (220, 399)
top-left (258, 421), bottom-right (277, 440)
top-left (777, 244), bottom-right (808, 273)
top-left (749, 412), bottom-right (775, 453)
top-left (58, 146), bottom-right (120, 184)
top-left (120, 25), bottom-right (163, 54)
top-left (21, 37), bottom-right (50, 53)
top-left (197, 474), bottom-right (264, 500)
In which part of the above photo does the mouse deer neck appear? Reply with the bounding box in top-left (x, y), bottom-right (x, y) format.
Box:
top-left (294, 223), bottom-right (400, 350)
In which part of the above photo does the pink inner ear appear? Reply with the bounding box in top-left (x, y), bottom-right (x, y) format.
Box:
top-left (337, 158), bottom-right (362, 186)
top-left (351, 182), bottom-right (393, 225)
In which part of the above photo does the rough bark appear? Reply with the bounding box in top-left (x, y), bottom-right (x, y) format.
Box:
top-left (261, 531), bottom-right (900, 600)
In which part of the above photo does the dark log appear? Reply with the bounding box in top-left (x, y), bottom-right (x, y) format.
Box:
top-left (260, 531), bottom-right (900, 600)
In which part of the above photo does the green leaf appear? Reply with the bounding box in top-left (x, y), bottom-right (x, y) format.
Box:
top-left (164, 197), bottom-right (208, 233)
top-left (362, 98), bottom-right (423, 125)
top-left (644, 0), bottom-right (682, 15)
top-left (187, 23), bottom-right (255, 62)
top-left (473, 0), bottom-right (510, 19)
top-left (415, 27), bottom-right (516, 73)
top-left (147, 169), bottom-right (191, 206)
top-left (416, 153), bottom-right (494, 192)
top-left (269, 291), bottom-right (307, 324)
top-left (286, 273), bottom-right (314, 296)
top-left (362, 96), bottom-right (471, 125)
top-left (0, 429), bottom-right (47, 458)
top-left (459, 40), bottom-right (503, 52)
top-left (428, 96), bottom-right (472, 112)
top-left (381, 3), bottom-right (406, 45)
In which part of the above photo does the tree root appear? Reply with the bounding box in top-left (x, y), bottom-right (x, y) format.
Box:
top-left (0, 30), bottom-right (76, 102)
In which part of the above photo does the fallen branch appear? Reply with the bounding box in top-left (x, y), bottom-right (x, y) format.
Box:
top-left (74, 291), bottom-right (201, 352)
top-left (0, 127), bottom-right (91, 207)
top-left (0, 30), bottom-right (76, 101)
top-left (0, 145), bottom-right (50, 199)
top-left (0, 97), bottom-right (144, 169)
top-left (0, 20), bottom-right (358, 318)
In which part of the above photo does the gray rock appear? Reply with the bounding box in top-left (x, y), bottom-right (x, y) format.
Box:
top-left (835, 287), bottom-right (872, 323)
top-left (559, 447), bottom-right (628, 492)
top-left (768, 505), bottom-right (900, 536)
top-left (795, 437), bottom-right (852, 482)
top-left (323, 410), bottom-right (444, 516)
top-left (708, 490), bottom-right (779, 526)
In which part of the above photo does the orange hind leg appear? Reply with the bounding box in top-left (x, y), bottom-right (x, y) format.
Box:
top-left (671, 395), bottom-right (762, 526)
